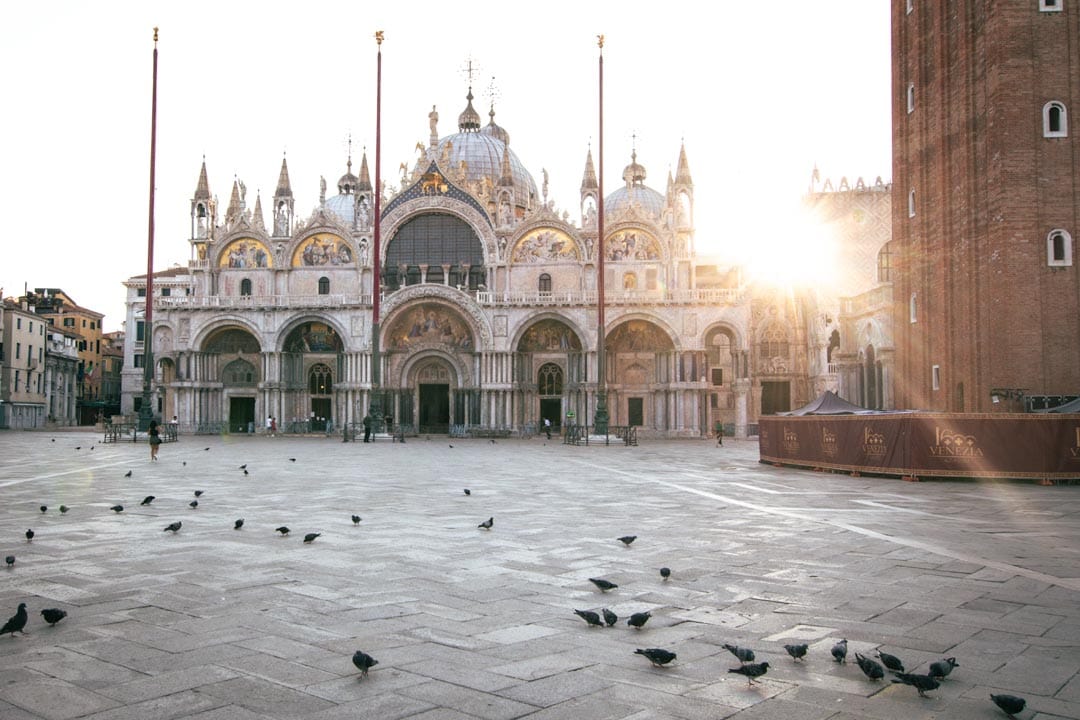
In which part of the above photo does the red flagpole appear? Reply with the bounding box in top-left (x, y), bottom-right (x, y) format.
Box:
top-left (370, 31), bottom-right (384, 423)
top-left (139, 27), bottom-right (159, 429)
top-left (594, 34), bottom-right (609, 433)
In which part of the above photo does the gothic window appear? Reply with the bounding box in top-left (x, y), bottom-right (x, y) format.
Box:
top-left (1044, 101), bottom-right (1068, 137)
top-left (240, 279), bottom-right (252, 296)
top-left (537, 363), bottom-right (563, 396)
top-left (222, 359), bottom-right (256, 386)
top-left (309, 363), bottom-right (333, 395)
top-left (538, 273), bottom-right (552, 293)
top-left (1048, 229), bottom-right (1073, 266)
top-left (318, 276), bottom-right (330, 295)
top-left (759, 324), bottom-right (789, 358)
top-left (877, 242), bottom-right (893, 282)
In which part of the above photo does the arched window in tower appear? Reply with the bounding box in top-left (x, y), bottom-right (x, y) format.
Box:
top-left (1044, 101), bottom-right (1068, 137)
top-left (318, 276), bottom-right (330, 295)
top-left (1048, 229), bottom-right (1073, 266)
top-left (538, 273), bottom-right (552, 293)
top-left (309, 363), bottom-right (333, 395)
top-left (196, 202), bottom-right (208, 238)
top-left (877, 242), bottom-right (893, 282)
top-left (537, 362), bottom-right (563, 396)
top-left (240, 279), bottom-right (252, 296)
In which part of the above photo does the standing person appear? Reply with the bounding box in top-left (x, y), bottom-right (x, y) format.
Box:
top-left (716, 422), bottom-right (724, 447)
top-left (544, 417), bottom-right (552, 440)
top-left (266, 415), bottom-right (274, 437)
top-left (148, 420), bottom-right (161, 461)
top-left (362, 414), bottom-right (372, 443)
top-left (270, 416), bottom-right (277, 437)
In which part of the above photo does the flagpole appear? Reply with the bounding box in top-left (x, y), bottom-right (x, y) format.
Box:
top-left (593, 34), bottom-right (609, 435)
top-left (369, 30), bottom-right (384, 430)
top-left (138, 27), bottom-right (159, 431)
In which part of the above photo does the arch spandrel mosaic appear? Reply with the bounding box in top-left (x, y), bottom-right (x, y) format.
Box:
top-left (607, 320), bottom-right (674, 351)
top-left (511, 228), bottom-right (580, 263)
top-left (606, 229), bottom-right (661, 261)
top-left (219, 238), bottom-right (273, 268)
top-left (388, 303), bottom-right (474, 350)
top-left (284, 322), bottom-right (343, 353)
top-left (291, 233), bottom-right (353, 267)
top-left (517, 319), bottom-right (582, 352)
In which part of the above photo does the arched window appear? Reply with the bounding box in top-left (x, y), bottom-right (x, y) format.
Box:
top-left (760, 324), bottom-right (789, 358)
top-left (537, 363), bottom-right (563, 396)
top-left (240, 278), bottom-right (252, 296)
top-left (538, 273), bottom-right (552, 293)
top-left (908, 189), bottom-right (916, 217)
top-left (623, 272), bottom-right (637, 290)
top-left (906, 83), bottom-right (915, 113)
top-left (222, 359), bottom-right (256, 386)
top-left (384, 213), bottom-right (484, 291)
top-left (1044, 101), bottom-right (1068, 138)
top-left (318, 276), bottom-right (330, 295)
top-left (1048, 229), bottom-right (1073, 266)
top-left (877, 242), bottom-right (893, 282)
top-left (309, 363), bottom-right (333, 394)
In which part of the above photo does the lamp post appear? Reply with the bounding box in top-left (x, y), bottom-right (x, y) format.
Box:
top-left (138, 27), bottom-right (159, 431)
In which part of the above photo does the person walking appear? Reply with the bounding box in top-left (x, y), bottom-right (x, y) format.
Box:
top-left (716, 422), bottom-right (724, 447)
top-left (544, 417), bottom-right (552, 440)
top-left (148, 420), bottom-right (161, 461)
top-left (363, 414), bottom-right (372, 443)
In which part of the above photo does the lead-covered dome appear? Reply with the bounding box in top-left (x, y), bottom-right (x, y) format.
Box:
top-left (604, 150), bottom-right (665, 219)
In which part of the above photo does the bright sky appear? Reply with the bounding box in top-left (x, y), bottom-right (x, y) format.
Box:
top-left (0, 1), bottom-right (891, 332)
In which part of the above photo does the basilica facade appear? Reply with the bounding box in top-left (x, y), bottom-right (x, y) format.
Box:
top-left (121, 90), bottom-right (870, 438)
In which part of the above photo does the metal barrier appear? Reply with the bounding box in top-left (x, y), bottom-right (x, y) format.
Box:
top-left (561, 424), bottom-right (638, 446)
top-left (103, 422), bottom-right (136, 443)
top-left (194, 422), bottom-right (227, 435)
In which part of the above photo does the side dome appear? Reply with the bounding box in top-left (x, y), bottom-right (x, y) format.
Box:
top-left (325, 194), bottom-right (355, 225)
top-left (604, 149), bottom-right (665, 219)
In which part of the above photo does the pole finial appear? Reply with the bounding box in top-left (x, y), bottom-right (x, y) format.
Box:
top-left (153, 27), bottom-right (159, 44)
top-left (375, 30), bottom-right (384, 46)
top-left (597, 34), bottom-right (604, 50)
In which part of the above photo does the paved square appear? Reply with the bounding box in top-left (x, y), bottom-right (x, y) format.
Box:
top-left (1, 431), bottom-right (1079, 719)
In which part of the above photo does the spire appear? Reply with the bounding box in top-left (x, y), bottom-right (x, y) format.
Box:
top-left (458, 87), bottom-right (481, 132)
top-left (194, 158), bottom-right (210, 200)
top-left (226, 178), bottom-right (242, 224)
top-left (357, 148), bottom-right (372, 192)
top-left (675, 141), bottom-right (692, 187)
top-left (274, 154), bottom-right (292, 198)
top-left (581, 146), bottom-right (598, 192)
top-left (498, 137), bottom-right (514, 187)
top-left (337, 138), bottom-right (359, 195)
top-left (253, 192), bottom-right (266, 232)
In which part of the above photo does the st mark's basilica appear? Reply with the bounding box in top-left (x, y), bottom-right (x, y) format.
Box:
top-left (121, 84), bottom-right (891, 439)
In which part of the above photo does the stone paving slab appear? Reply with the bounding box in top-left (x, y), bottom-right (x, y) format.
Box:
top-left (2, 432), bottom-right (1080, 718)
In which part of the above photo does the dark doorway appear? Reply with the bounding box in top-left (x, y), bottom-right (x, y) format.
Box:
top-left (627, 397), bottom-right (644, 426)
top-left (419, 383), bottom-right (450, 433)
top-left (761, 381), bottom-right (791, 415)
top-left (229, 397), bottom-right (255, 433)
top-left (540, 398), bottom-right (561, 433)
top-left (311, 398), bottom-right (331, 431)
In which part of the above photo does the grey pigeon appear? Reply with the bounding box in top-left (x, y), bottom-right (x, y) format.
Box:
top-left (289, 457), bottom-right (296, 462)
top-left (234, 519), bottom-right (244, 530)
top-left (40, 608), bottom-right (67, 626)
top-left (854, 652), bottom-right (884, 680)
top-left (189, 500), bottom-right (198, 509)
top-left (728, 661), bottom-right (770, 685)
top-left (25, 529), bottom-right (34, 542)
top-left (893, 672), bottom-right (940, 697)
top-left (478, 517), bottom-right (493, 530)
top-left (110, 505), bottom-right (124, 513)
top-left (928, 657), bottom-right (958, 679)
top-left (59, 505), bottom-right (68, 514)
top-left (239, 464), bottom-right (247, 470)
top-left (627, 611), bottom-right (651, 629)
top-left (618, 535), bottom-right (637, 546)
top-left (574, 609), bottom-right (603, 627)
top-left (589, 577), bottom-right (617, 592)
top-left (784, 643), bottom-right (808, 661)
top-left (990, 694), bottom-right (1026, 717)
top-left (276, 526), bottom-right (290, 535)
top-left (659, 567), bottom-right (671, 580)
top-left (141, 496), bottom-right (155, 506)
top-left (163, 521), bottom-right (182, 533)
top-left (351, 650), bottom-right (378, 678)
top-left (876, 649), bottom-right (904, 672)
top-left (463, 488), bottom-right (470, 495)
top-left (303, 533), bottom-right (321, 543)
top-left (39, 505), bottom-right (47, 513)
top-left (602, 608), bottom-right (618, 626)
top-left (724, 643), bottom-right (755, 663)
top-left (634, 647), bottom-right (676, 667)
top-left (124, 470), bottom-right (132, 478)
top-left (194, 490), bottom-right (204, 497)
top-left (4, 556), bottom-right (13, 567)
top-left (351, 515), bottom-right (361, 524)
top-left (831, 638), bottom-right (848, 663)
top-left (0, 603), bottom-right (28, 636)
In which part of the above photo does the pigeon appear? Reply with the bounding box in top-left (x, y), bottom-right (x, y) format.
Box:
top-left (39, 505), bottom-right (47, 513)
top-left (303, 533), bottom-right (321, 543)
top-left (123, 470), bottom-right (132, 478)
top-left (59, 505), bottom-right (68, 514)
top-left (892, 672), bottom-right (940, 697)
top-left (928, 657), bottom-right (958, 679)
top-left (574, 609), bottom-right (604, 627)
top-left (110, 505), bottom-right (124, 513)
top-left (449, 444), bottom-right (453, 448)
top-left (478, 517), bottom-right (493, 530)
top-left (239, 464), bottom-right (247, 470)
top-left (289, 457), bottom-right (296, 462)
top-left (876, 650), bottom-right (905, 672)
top-left (182, 461), bottom-right (187, 466)
top-left (275, 526), bottom-right (290, 535)
top-left (351, 515), bottom-right (361, 525)
top-left (784, 643), bottom-right (809, 661)
top-left (40, 608), bottom-right (67, 626)
top-left (243, 470), bottom-right (248, 476)
top-left (0, 603), bottom-right (29, 636)
top-left (728, 661), bottom-right (770, 685)
top-left (635, 647), bottom-right (677, 667)
top-left (75, 446), bottom-right (81, 450)
top-left (204, 447), bottom-right (210, 451)
top-left (602, 608), bottom-right (618, 627)
top-left (589, 578), bottom-right (617, 592)
top-left (659, 567), bottom-right (671, 580)
top-left (463, 488), bottom-right (471, 496)
top-left (352, 650), bottom-right (378, 678)
top-left (163, 521), bottom-right (182, 533)
top-left (618, 535), bottom-right (637, 546)
top-left (194, 490), bottom-right (204, 497)
top-left (141, 496), bottom-right (155, 506)
top-left (831, 638), bottom-right (848, 663)
top-left (234, 519), bottom-right (244, 530)
top-left (5, 556), bottom-right (14, 567)
top-left (189, 500), bottom-right (198, 509)
top-left (855, 652), bottom-right (885, 680)
top-left (990, 693), bottom-right (1026, 717)
top-left (724, 643), bottom-right (755, 664)
top-left (627, 611), bottom-right (652, 629)
top-left (25, 529), bottom-right (34, 543)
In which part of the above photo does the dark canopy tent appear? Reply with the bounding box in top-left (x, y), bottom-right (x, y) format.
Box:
top-left (777, 390), bottom-right (881, 416)
top-left (1033, 396), bottom-right (1080, 413)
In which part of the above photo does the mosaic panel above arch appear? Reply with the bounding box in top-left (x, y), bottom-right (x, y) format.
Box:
top-left (291, 233), bottom-right (353, 267)
top-left (203, 328), bottom-right (261, 354)
top-left (606, 319), bottom-right (674, 352)
top-left (387, 303), bottom-right (474, 351)
top-left (284, 322), bottom-right (343, 353)
top-left (511, 227), bottom-right (580, 263)
top-left (517, 319), bottom-right (582, 352)
top-left (219, 238), bottom-right (273, 268)
top-left (605, 229), bottom-right (660, 262)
